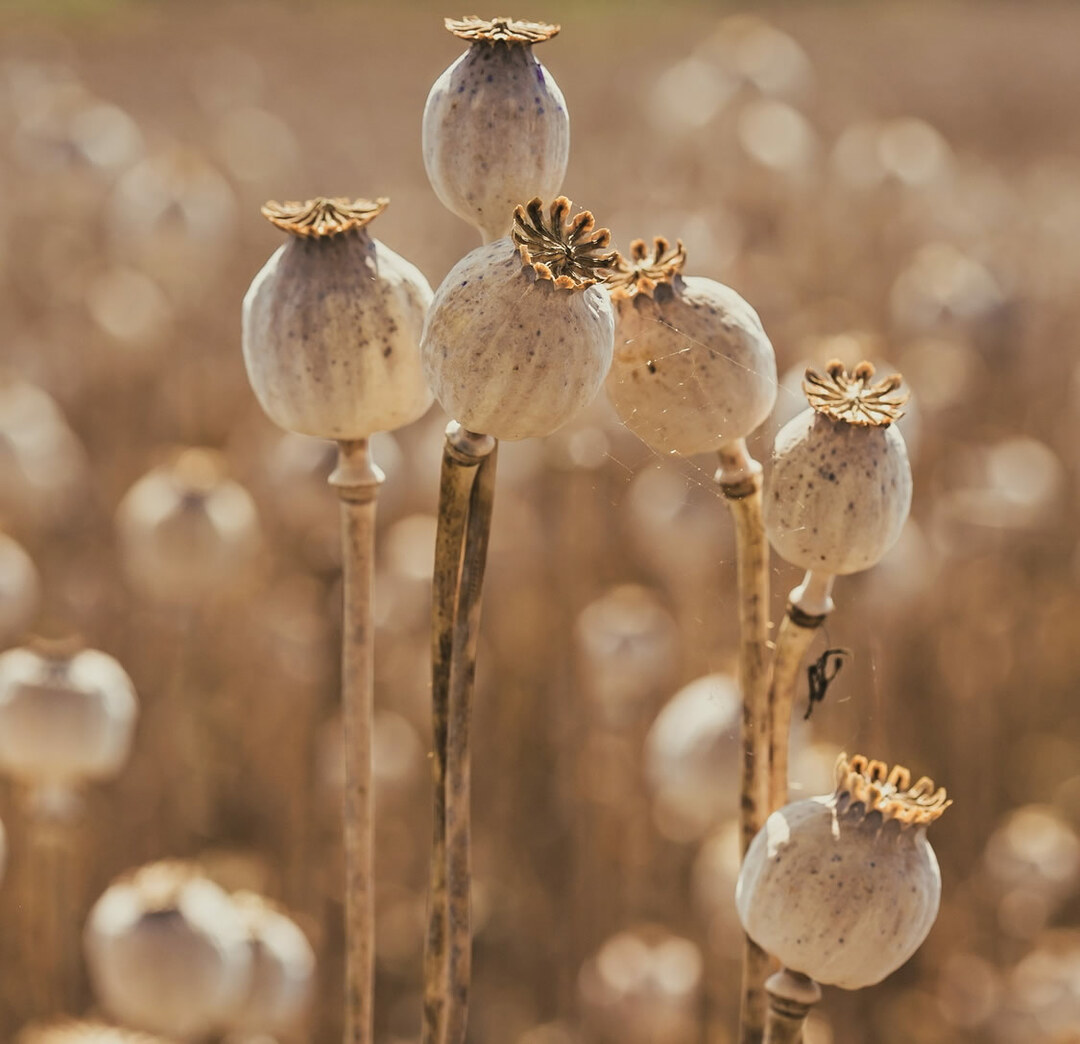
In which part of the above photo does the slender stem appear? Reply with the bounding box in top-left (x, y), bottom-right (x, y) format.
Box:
top-left (715, 440), bottom-right (772, 1044)
top-left (767, 571), bottom-right (834, 812)
top-left (330, 438), bottom-right (384, 1044)
top-left (423, 423), bottom-right (497, 1044)
top-left (763, 968), bottom-right (821, 1044)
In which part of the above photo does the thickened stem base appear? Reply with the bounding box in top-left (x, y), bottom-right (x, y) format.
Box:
top-left (764, 968), bottom-right (822, 1044)
top-left (423, 423), bottom-right (498, 1044)
top-left (331, 439), bottom-right (384, 1044)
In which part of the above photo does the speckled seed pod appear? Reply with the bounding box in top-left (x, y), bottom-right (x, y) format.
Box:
top-left (0, 643), bottom-right (137, 790)
top-left (242, 197), bottom-right (434, 439)
top-left (16, 1020), bottom-right (173, 1044)
top-left (423, 17), bottom-right (569, 243)
top-left (736, 754), bottom-right (949, 990)
top-left (605, 238), bottom-right (777, 457)
top-left (85, 862), bottom-right (252, 1040)
top-left (116, 449), bottom-right (261, 606)
top-left (422, 196), bottom-right (616, 440)
top-left (765, 361), bottom-right (912, 575)
top-left (229, 892), bottom-right (316, 1036)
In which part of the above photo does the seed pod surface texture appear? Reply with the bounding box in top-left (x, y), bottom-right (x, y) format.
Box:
top-left (736, 755), bottom-right (949, 989)
top-left (423, 23), bottom-right (568, 242)
top-left (243, 199), bottom-right (433, 440)
top-left (606, 241), bottom-right (777, 456)
top-left (422, 199), bottom-right (616, 441)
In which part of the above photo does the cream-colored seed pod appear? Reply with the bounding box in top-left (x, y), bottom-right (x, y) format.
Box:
top-left (116, 449), bottom-right (261, 606)
top-left (422, 196), bottom-right (616, 440)
top-left (736, 754), bottom-right (950, 990)
top-left (765, 361), bottom-right (912, 576)
top-left (0, 644), bottom-right (137, 789)
top-left (229, 892), bottom-right (316, 1036)
top-left (605, 238), bottom-right (777, 457)
top-left (85, 862), bottom-right (253, 1040)
top-left (242, 197), bottom-right (434, 439)
top-left (423, 17), bottom-right (569, 243)
top-left (16, 1020), bottom-right (172, 1044)
top-left (0, 531), bottom-right (41, 642)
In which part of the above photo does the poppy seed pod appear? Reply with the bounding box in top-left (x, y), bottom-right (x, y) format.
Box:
top-left (85, 862), bottom-right (253, 1040)
top-left (116, 449), bottom-right (261, 606)
top-left (242, 197), bottom-right (434, 439)
top-left (229, 891), bottom-right (316, 1036)
top-left (0, 643), bottom-right (137, 791)
top-left (422, 196), bottom-right (616, 440)
top-left (765, 361), bottom-right (913, 576)
top-left (736, 754), bottom-right (950, 990)
top-left (605, 238), bottom-right (778, 458)
top-left (423, 17), bottom-right (569, 243)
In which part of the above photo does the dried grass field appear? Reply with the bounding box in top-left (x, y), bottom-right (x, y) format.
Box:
top-left (1, 1), bottom-right (1079, 1042)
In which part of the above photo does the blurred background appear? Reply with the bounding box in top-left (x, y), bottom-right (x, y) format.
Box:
top-left (0, 0), bottom-right (1078, 1041)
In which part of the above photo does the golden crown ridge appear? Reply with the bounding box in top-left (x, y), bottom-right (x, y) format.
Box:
top-left (445, 15), bottom-right (560, 44)
top-left (803, 359), bottom-right (909, 427)
top-left (608, 236), bottom-right (687, 300)
top-left (834, 753), bottom-right (950, 828)
top-left (261, 196), bottom-right (388, 238)
top-left (19, 1021), bottom-right (172, 1044)
top-left (511, 196), bottom-right (618, 291)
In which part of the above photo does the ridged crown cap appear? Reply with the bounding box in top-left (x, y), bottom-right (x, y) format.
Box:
top-left (803, 360), bottom-right (908, 427)
top-left (608, 237), bottom-right (687, 300)
top-left (445, 15), bottom-right (559, 43)
top-left (511, 196), bottom-right (617, 291)
top-left (834, 753), bottom-right (950, 827)
top-left (261, 197), bottom-right (388, 238)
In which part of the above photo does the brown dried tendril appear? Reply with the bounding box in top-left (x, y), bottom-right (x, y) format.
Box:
top-left (608, 237), bottom-right (687, 300)
top-left (511, 196), bottom-right (618, 290)
top-left (834, 753), bottom-right (950, 828)
top-left (261, 196), bottom-right (388, 238)
top-left (803, 359), bottom-right (908, 427)
top-left (445, 15), bottom-right (559, 44)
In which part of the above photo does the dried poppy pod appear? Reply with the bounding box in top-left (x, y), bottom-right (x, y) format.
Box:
top-left (0, 642), bottom-right (137, 792)
top-left (736, 754), bottom-right (950, 990)
top-left (422, 196), bottom-right (616, 440)
top-left (242, 196), bottom-right (434, 439)
top-left (116, 448), bottom-right (261, 606)
top-left (16, 1021), bottom-right (172, 1044)
top-left (605, 238), bottom-right (778, 461)
top-left (423, 17), bottom-right (569, 243)
top-left (229, 891), bottom-right (316, 1036)
top-left (85, 862), bottom-right (253, 1040)
top-left (765, 360), bottom-right (912, 583)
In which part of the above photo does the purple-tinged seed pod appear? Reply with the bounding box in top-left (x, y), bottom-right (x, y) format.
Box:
top-left (423, 17), bottom-right (569, 243)
top-left (243, 197), bottom-right (433, 440)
